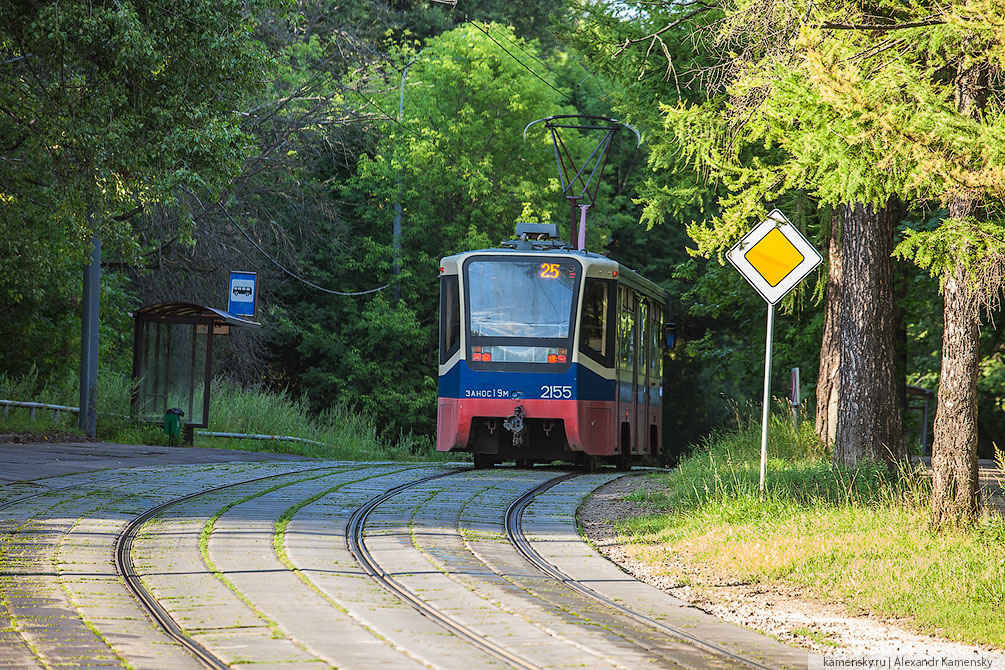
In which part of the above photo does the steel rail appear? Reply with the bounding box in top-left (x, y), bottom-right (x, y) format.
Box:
top-left (346, 470), bottom-right (543, 670)
top-left (114, 464), bottom-right (358, 670)
top-left (0, 485), bottom-right (81, 512)
top-left (196, 430), bottom-right (335, 450)
top-left (504, 475), bottom-right (777, 670)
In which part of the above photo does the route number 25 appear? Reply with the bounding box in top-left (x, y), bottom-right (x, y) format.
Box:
top-left (541, 385), bottom-right (572, 399)
top-left (539, 263), bottom-right (560, 279)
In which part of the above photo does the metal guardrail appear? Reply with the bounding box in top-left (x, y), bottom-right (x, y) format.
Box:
top-left (196, 431), bottom-right (334, 451)
top-left (0, 399), bottom-right (79, 423)
top-left (1, 399), bottom-right (331, 451)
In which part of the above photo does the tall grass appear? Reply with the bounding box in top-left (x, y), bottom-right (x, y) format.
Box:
top-left (616, 403), bottom-right (1005, 648)
top-left (630, 404), bottom-right (930, 517)
top-left (201, 380), bottom-right (395, 460)
top-left (0, 366), bottom-right (133, 438)
top-left (0, 368), bottom-right (448, 462)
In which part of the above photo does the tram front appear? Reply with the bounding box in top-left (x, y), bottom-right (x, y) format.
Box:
top-left (436, 251), bottom-right (587, 466)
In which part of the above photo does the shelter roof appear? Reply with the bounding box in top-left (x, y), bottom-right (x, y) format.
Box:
top-left (132, 302), bottom-right (261, 328)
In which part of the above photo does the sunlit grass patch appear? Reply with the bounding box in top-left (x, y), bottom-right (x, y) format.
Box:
top-left (613, 410), bottom-right (1005, 648)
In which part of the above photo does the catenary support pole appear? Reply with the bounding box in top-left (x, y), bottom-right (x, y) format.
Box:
top-left (393, 55), bottom-right (420, 305)
top-left (759, 302), bottom-right (774, 494)
top-left (79, 237), bottom-right (101, 437)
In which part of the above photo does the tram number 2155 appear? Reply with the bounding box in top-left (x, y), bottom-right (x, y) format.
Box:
top-left (541, 385), bottom-right (573, 399)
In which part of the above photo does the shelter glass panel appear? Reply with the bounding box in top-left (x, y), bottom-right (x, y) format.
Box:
top-left (136, 322), bottom-right (207, 426)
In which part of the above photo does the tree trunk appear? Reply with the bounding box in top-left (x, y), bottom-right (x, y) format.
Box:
top-left (815, 213), bottom-right (841, 447)
top-left (929, 55), bottom-right (989, 527)
top-left (930, 263), bottom-right (980, 526)
top-left (834, 201), bottom-right (905, 467)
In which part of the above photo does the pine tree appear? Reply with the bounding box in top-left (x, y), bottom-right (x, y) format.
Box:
top-left (671, 0), bottom-right (1005, 522)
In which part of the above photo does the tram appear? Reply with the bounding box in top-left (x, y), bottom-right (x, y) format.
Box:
top-left (436, 223), bottom-right (671, 470)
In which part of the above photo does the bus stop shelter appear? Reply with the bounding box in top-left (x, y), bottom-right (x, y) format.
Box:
top-left (131, 302), bottom-right (260, 443)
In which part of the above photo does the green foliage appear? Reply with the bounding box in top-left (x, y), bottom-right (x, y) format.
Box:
top-left (654, 0), bottom-right (1005, 287)
top-left (628, 406), bottom-right (925, 513)
top-left (0, 366), bottom-right (133, 439)
top-left (0, 0), bottom-right (279, 403)
top-left (272, 23), bottom-right (581, 438)
top-left (204, 380), bottom-right (387, 459)
top-left (1, 0), bottom-right (275, 275)
top-left (0, 269), bottom-right (140, 384)
top-left (897, 217), bottom-right (1005, 293)
top-left (0, 365), bottom-right (447, 460)
top-left (560, 1), bottom-right (833, 449)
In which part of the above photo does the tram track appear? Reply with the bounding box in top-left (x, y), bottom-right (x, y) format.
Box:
top-left (346, 469), bottom-right (544, 670)
top-left (503, 474), bottom-right (776, 670)
top-left (9, 462), bottom-right (795, 670)
top-left (113, 464), bottom-right (358, 670)
top-left (0, 484), bottom-right (81, 512)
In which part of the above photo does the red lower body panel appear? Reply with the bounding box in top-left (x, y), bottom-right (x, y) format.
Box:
top-left (436, 397), bottom-right (619, 455)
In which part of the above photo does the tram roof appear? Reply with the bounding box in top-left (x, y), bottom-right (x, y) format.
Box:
top-left (441, 248), bottom-right (667, 303)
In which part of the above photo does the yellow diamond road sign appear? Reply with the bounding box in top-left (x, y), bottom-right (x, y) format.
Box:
top-left (728, 210), bottom-right (822, 305)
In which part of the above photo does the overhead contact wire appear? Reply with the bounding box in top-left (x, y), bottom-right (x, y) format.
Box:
top-left (465, 21), bottom-right (566, 96)
top-left (219, 203), bottom-right (390, 296)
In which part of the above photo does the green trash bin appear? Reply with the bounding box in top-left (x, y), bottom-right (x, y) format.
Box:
top-left (164, 408), bottom-right (185, 445)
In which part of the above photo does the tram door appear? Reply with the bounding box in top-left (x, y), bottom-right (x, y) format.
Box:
top-left (617, 288), bottom-right (637, 453)
top-left (636, 301), bottom-right (650, 455)
top-left (648, 306), bottom-right (663, 452)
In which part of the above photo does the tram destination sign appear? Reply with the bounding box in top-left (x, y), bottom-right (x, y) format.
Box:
top-left (727, 210), bottom-right (822, 305)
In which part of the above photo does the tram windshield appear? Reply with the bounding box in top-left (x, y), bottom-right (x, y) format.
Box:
top-left (466, 258), bottom-right (579, 340)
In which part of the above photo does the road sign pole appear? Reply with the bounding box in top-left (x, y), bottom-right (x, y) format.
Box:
top-left (759, 302), bottom-right (774, 494)
top-left (727, 209), bottom-right (821, 494)
top-left (791, 367), bottom-right (801, 429)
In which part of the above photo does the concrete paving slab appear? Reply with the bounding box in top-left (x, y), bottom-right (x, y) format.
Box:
top-left (2, 443), bottom-right (816, 670)
top-left (283, 472), bottom-right (512, 670)
top-left (207, 467), bottom-right (429, 670)
top-left (526, 474), bottom-right (809, 670)
top-left (0, 441), bottom-right (309, 486)
top-left (1, 457), bottom-right (327, 670)
top-left (191, 626), bottom-right (319, 666)
top-left (370, 472), bottom-right (644, 670)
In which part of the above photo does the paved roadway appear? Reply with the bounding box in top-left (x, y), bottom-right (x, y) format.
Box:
top-left (0, 441), bottom-right (807, 669)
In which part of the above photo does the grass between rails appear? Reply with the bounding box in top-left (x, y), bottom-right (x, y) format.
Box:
top-left (614, 413), bottom-right (1005, 648)
top-left (0, 368), bottom-right (453, 462)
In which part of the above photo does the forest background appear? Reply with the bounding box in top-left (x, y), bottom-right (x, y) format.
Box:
top-left (3, 0), bottom-right (1003, 466)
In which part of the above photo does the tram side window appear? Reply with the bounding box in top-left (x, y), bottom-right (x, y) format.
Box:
top-left (580, 279), bottom-right (614, 365)
top-left (439, 275), bottom-right (460, 364)
top-left (618, 290), bottom-right (635, 373)
top-left (650, 307), bottom-right (663, 380)
top-left (638, 301), bottom-right (648, 382)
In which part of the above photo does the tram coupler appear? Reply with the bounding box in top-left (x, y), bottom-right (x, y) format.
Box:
top-left (503, 405), bottom-right (527, 447)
